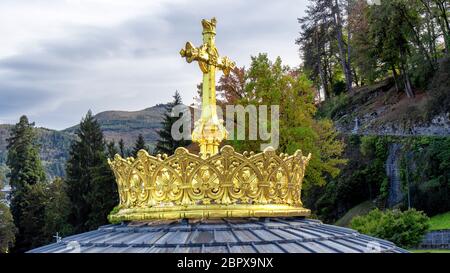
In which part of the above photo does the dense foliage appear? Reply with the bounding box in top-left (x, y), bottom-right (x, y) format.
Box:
top-left (351, 208), bottom-right (430, 248)
top-left (298, 0), bottom-right (449, 99)
top-left (0, 173), bottom-right (15, 253)
top-left (306, 135), bottom-right (389, 222)
top-left (216, 54), bottom-right (346, 187)
top-left (65, 111), bottom-right (118, 233)
top-left (6, 116), bottom-right (47, 252)
top-left (404, 137), bottom-right (450, 216)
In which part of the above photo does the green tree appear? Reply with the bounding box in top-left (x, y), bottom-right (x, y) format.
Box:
top-left (0, 202), bottom-right (15, 253)
top-left (107, 140), bottom-right (118, 158)
top-left (131, 134), bottom-right (148, 157)
top-left (118, 139), bottom-right (126, 157)
top-left (225, 54), bottom-right (345, 187)
top-left (6, 116), bottom-right (47, 252)
top-left (156, 91), bottom-right (192, 155)
top-left (66, 111), bottom-right (118, 233)
top-left (19, 182), bottom-right (49, 249)
top-left (42, 178), bottom-right (73, 240)
top-left (0, 174), bottom-right (16, 253)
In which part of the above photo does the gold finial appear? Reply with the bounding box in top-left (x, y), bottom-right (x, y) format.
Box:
top-left (180, 17), bottom-right (235, 157)
top-left (201, 17), bottom-right (217, 34)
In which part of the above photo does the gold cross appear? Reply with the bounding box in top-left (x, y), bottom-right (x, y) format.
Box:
top-left (180, 17), bottom-right (235, 156)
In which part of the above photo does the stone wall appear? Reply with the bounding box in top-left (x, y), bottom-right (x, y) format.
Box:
top-left (419, 229), bottom-right (450, 249)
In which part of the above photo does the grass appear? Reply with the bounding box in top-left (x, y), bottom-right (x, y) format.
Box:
top-left (408, 249), bottom-right (450, 253)
top-left (429, 211), bottom-right (450, 231)
top-left (335, 201), bottom-right (376, 227)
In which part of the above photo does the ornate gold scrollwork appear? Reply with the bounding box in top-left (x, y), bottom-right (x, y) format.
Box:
top-left (108, 146), bottom-right (311, 222)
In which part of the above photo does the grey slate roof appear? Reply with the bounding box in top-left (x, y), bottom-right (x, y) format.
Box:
top-left (28, 218), bottom-right (408, 253)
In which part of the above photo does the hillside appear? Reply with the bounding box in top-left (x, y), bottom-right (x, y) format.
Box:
top-left (319, 59), bottom-right (450, 136)
top-left (0, 124), bottom-right (75, 179)
top-left (63, 104), bottom-right (167, 147)
top-left (0, 104), bottom-right (169, 180)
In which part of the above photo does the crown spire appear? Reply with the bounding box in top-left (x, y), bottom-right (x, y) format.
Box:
top-left (180, 17), bottom-right (235, 157)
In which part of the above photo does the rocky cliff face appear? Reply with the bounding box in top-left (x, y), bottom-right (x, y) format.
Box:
top-left (337, 112), bottom-right (450, 136)
top-left (330, 59), bottom-right (450, 137)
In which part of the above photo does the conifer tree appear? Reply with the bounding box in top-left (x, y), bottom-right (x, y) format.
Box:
top-left (156, 91), bottom-right (191, 155)
top-left (0, 202), bottom-right (15, 253)
top-left (118, 139), bottom-right (126, 157)
top-left (131, 134), bottom-right (148, 157)
top-left (65, 111), bottom-right (118, 233)
top-left (42, 178), bottom-right (73, 240)
top-left (0, 173), bottom-right (15, 253)
top-left (107, 140), bottom-right (118, 158)
top-left (6, 115), bottom-right (47, 252)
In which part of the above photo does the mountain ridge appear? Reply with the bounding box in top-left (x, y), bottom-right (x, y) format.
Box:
top-left (0, 104), bottom-right (169, 179)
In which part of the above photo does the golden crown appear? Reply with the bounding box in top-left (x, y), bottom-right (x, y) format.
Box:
top-left (108, 146), bottom-right (311, 222)
top-left (107, 18), bottom-right (311, 222)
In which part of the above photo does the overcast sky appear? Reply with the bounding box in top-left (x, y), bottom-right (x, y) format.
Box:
top-left (0, 0), bottom-right (307, 129)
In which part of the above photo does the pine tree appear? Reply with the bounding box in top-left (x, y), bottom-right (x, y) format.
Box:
top-left (0, 202), bottom-right (15, 253)
top-left (19, 182), bottom-right (49, 249)
top-left (156, 91), bottom-right (191, 155)
top-left (131, 134), bottom-right (148, 157)
top-left (118, 139), bottom-right (126, 157)
top-left (107, 140), bottom-right (118, 158)
top-left (0, 173), bottom-right (16, 253)
top-left (42, 178), bottom-right (73, 240)
top-left (6, 115), bottom-right (47, 252)
top-left (65, 111), bottom-right (118, 233)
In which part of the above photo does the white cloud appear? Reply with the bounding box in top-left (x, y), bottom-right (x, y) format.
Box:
top-left (0, 0), bottom-right (307, 129)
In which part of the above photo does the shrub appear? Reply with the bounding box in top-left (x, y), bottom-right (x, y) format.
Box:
top-left (350, 208), bottom-right (430, 248)
top-left (316, 93), bottom-right (350, 119)
top-left (332, 80), bottom-right (347, 95)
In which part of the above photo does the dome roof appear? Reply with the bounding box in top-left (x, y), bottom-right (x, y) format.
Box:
top-left (28, 218), bottom-right (407, 253)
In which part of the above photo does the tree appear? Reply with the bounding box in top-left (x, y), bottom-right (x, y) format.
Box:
top-left (0, 202), bottom-right (15, 253)
top-left (66, 111), bottom-right (118, 233)
top-left (42, 178), bottom-right (73, 240)
top-left (155, 91), bottom-right (192, 155)
top-left (298, 1), bottom-right (335, 99)
top-left (19, 182), bottom-right (49, 249)
top-left (6, 116), bottom-right (46, 189)
top-left (420, 0), bottom-right (450, 55)
top-left (225, 54), bottom-right (345, 187)
top-left (348, 0), bottom-right (380, 85)
top-left (131, 134), bottom-right (148, 157)
top-left (6, 116), bottom-right (47, 252)
top-left (298, 0), bottom-right (353, 96)
top-left (368, 0), bottom-right (416, 97)
top-left (107, 140), bottom-right (118, 158)
top-left (0, 175), bottom-right (15, 253)
top-left (299, 0), bottom-right (447, 98)
top-left (331, 0), bottom-right (353, 92)
top-left (216, 66), bottom-right (246, 106)
top-left (118, 139), bottom-right (126, 157)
